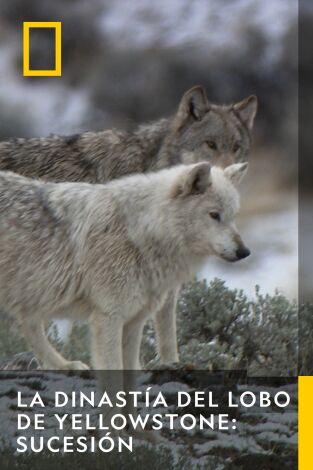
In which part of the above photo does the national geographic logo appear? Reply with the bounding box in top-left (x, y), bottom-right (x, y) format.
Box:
top-left (23, 22), bottom-right (62, 77)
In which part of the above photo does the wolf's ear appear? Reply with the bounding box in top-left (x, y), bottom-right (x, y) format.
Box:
top-left (173, 163), bottom-right (211, 198)
top-left (224, 163), bottom-right (248, 186)
top-left (233, 95), bottom-right (257, 130)
top-left (174, 86), bottom-right (210, 130)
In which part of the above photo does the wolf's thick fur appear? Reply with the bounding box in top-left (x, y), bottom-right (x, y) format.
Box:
top-left (0, 163), bottom-right (249, 370)
top-left (0, 87), bottom-right (257, 182)
top-left (0, 86), bottom-right (257, 365)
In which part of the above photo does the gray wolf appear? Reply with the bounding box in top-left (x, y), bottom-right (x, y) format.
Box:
top-left (0, 162), bottom-right (249, 370)
top-left (0, 86), bottom-right (257, 182)
top-left (0, 85), bottom-right (257, 366)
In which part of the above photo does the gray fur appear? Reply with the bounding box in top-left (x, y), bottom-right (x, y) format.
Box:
top-left (0, 86), bottom-right (257, 367)
top-left (0, 86), bottom-right (257, 182)
top-left (0, 163), bottom-right (249, 370)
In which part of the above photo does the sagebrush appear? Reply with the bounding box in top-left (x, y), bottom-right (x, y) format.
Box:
top-left (0, 279), bottom-right (301, 375)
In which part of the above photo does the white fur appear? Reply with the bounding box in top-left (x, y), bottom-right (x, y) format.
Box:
top-left (0, 163), bottom-right (248, 370)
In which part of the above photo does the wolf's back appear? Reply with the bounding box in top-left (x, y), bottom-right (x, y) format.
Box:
top-left (0, 134), bottom-right (100, 183)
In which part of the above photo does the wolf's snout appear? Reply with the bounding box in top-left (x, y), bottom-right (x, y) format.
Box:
top-left (236, 246), bottom-right (250, 260)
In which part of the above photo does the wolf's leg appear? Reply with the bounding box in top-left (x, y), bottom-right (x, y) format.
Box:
top-left (123, 316), bottom-right (146, 370)
top-left (155, 288), bottom-right (180, 364)
top-left (122, 316), bottom-right (147, 431)
top-left (123, 315), bottom-right (168, 443)
top-left (90, 311), bottom-right (124, 370)
top-left (23, 318), bottom-right (89, 370)
top-left (90, 311), bottom-right (124, 432)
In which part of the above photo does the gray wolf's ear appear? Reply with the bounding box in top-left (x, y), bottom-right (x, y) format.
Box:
top-left (174, 86), bottom-right (210, 130)
top-left (173, 162), bottom-right (211, 197)
top-left (224, 162), bottom-right (248, 186)
top-left (233, 95), bottom-right (258, 130)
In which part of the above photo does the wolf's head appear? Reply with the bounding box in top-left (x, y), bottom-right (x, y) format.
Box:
top-left (167, 162), bottom-right (250, 263)
top-left (161, 86), bottom-right (257, 168)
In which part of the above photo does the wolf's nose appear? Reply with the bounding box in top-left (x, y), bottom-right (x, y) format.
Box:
top-left (236, 247), bottom-right (250, 260)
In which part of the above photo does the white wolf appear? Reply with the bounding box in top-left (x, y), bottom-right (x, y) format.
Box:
top-left (0, 162), bottom-right (249, 370)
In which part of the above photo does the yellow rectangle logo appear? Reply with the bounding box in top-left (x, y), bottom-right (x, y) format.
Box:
top-left (299, 376), bottom-right (313, 468)
top-left (23, 22), bottom-right (62, 77)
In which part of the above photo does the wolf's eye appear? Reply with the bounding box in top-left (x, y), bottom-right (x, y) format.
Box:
top-left (207, 140), bottom-right (217, 150)
top-left (233, 142), bottom-right (241, 152)
top-left (210, 211), bottom-right (220, 221)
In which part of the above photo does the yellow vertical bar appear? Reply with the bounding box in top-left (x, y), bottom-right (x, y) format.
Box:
top-left (23, 22), bottom-right (62, 76)
top-left (299, 376), bottom-right (313, 468)
top-left (55, 22), bottom-right (62, 76)
top-left (23, 23), bottom-right (30, 76)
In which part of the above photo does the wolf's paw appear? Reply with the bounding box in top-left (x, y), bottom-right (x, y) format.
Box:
top-left (61, 360), bottom-right (90, 370)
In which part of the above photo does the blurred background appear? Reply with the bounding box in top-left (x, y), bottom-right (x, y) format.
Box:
top-left (0, 0), bottom-right (298, 300)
